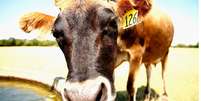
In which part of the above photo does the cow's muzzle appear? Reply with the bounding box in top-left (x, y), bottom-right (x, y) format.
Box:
top-left (52, 76), bottom-right (116, 101)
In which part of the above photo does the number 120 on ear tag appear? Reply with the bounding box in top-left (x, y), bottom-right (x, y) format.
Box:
top-left (122, 9), bottom-right (138, 29)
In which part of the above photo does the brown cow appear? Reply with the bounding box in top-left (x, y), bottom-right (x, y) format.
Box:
top-left (115, 0), bottom-right (174, 100)
top-left (19, 0), bottom-right (173, 101)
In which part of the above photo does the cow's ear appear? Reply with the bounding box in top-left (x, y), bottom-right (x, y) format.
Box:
top-left (116, 0), bottom-right (152, 29)
top-left (54, 0), bottom-right (68, 11)
top-left (116, 0), bottom-right (152, 17)
top-left (19, 12), bottom-right (55, 33)
top-left (132, 0), bottom-right (152, 16)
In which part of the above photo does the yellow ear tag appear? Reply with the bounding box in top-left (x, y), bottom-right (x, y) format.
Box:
top-left (121, 8), bottom-right (138, 29)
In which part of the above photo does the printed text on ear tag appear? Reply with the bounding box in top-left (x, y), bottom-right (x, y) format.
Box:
top-left (121, 9), bottom-right (138, 29)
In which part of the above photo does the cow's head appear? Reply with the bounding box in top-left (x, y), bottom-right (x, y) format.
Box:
top-left (19, 0), bottom-right (152, 100)
top-left (52, 0), bottom-right (118, 100)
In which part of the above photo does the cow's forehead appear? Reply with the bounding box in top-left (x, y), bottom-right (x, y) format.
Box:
top-left (60, 0), bottom-right (114, 15)
top-left (54, 0), bottom-right (115, 33)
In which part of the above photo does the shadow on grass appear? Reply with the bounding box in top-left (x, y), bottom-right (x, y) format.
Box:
top-left (116, 86), bottom-right (159, 101)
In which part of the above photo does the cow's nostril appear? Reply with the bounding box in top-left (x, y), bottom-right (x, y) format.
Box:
top-left (96, 83), bottom-right (107, 101)
top-left (96, 88), bottom-right (102, 101)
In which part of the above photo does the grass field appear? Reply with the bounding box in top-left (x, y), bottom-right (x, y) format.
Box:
top-left (0, 47), bottom-right (198, 101)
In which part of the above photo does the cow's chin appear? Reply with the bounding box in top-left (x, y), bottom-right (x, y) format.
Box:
top-left (53, 76), bottom-right (116, 101)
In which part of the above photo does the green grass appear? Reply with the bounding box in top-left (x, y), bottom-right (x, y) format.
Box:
top-left (0, 47), bottom-right (198, 101)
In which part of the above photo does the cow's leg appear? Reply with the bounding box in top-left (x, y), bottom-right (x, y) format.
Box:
top-left (144, 63), bottom-right (152, 100)
top-left (126, 41), bottom-right (145, 101)
top-left (127, 56), bottom-right (142, 101)
top-left (161, 51), bottom-right (169, 96)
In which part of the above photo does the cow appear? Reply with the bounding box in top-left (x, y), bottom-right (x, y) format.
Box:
top-left (19, 0), bottom-right (174, 101)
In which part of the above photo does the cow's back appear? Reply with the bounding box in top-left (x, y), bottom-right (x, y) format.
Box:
top-left (135, 8), bottom-right (174, 63)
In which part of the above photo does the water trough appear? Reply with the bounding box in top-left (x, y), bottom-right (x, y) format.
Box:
top-left (0, 76), bottom-right (62, 101)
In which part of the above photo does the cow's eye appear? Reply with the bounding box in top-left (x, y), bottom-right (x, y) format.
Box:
top-left (108, 17), bottom-right (117, 29)
top-left (103, 17), bottom-right (117, 39)
top-left (53, 31), bottom-right (65, 48)
top-left (52, 30), bottom-right (64, 38)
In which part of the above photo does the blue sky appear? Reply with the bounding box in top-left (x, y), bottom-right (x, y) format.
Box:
top-left (0, 0), bottom-right (199, 45)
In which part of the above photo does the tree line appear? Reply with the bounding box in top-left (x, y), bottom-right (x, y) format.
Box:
top-left (0, 38), bottom-right (57, 46)
top-left (172, 43), bottom-right (199, 48)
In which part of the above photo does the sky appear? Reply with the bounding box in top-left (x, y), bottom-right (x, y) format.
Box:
top-left (0, 0), bottom-right (199, 45)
